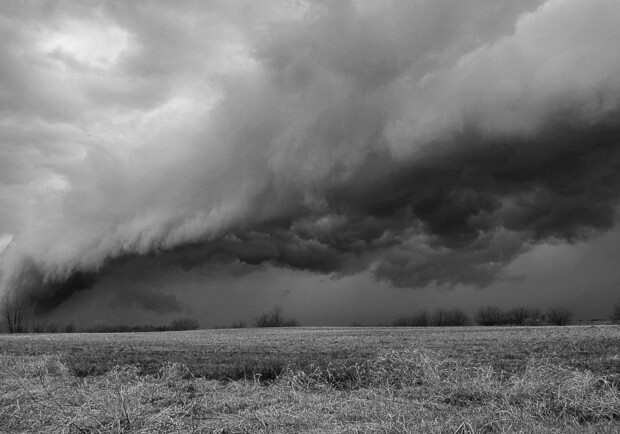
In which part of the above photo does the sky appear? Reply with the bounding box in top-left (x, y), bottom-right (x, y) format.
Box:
top-left (1, 0), bottom-right (620, 328)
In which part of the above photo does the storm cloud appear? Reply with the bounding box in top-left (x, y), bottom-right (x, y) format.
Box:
top-left (1, 0), bottom-right (620, 312)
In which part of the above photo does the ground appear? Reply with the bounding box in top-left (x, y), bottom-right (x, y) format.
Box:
top-left (1, 326), bottom-right (619, 433)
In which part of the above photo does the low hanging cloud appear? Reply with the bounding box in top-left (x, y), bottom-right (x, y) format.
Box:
top-left (109, 286), bottom-right (186, 315)
top-left (2, 0), bottom-right (620, 311)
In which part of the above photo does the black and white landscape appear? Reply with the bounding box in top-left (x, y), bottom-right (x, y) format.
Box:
top-left (1, 0), bottom-right (620, 327)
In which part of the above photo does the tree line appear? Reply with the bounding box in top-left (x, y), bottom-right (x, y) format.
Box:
top-left (0, 299), bottom-right (300, 333)
top-left (0, 294), bottom-right (203, 333)
top-left (391, 305), bottom-right (576, 327)
top-left (390, 305), bottom-right (586, 327)
top-left (3, 316), bottom-right (202, 334)
top-left (3, 296), bottom-right (620, 333)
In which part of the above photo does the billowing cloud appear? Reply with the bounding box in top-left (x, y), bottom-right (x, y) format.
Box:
top-left (2, 0), bottom-right (620, 312)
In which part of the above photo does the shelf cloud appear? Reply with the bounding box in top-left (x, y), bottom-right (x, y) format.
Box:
top-left (1, 0), bottom-right (620, 313)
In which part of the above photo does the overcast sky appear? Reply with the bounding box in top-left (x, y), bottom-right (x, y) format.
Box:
top-left (1, 0), bottom-right (620, 327)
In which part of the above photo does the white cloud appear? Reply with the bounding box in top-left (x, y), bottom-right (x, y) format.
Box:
top-left (2, 0), bottom-right (620, 303)
top-left (387, 0), bottom-right (620, 153)
top-left (0, 235), bottom-right (12, 255)
top-left (37, 18), bottom-right (130, 69)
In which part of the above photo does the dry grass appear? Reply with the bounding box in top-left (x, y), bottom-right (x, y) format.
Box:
top-left (1, 325), bottom-right (619, 379)
top-left (1, 348), bottom-right (619, 433)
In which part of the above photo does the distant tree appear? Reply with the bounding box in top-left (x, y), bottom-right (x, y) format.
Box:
top-left (432, 308), bottom-right (470, 327)
top-left (546, 306), bottom-right (573, 326)
top-left (284, 318), bottom-right (301, 327)
top-left (413, 310), bottom-right (430, 326)
top-left (254, 312), bottom-right (274, 328)
top-left (392, 310), bottom-right (430, 327)
top-left (31, 321), bottom-right (74, 334)
top-left (169, 318), bottom-right (200, 331)
top-left (525, 307), bottom-right (544, 325)
top-left (506, 307), bottom-right (531, 325)
top-left (446, 309), bottom-right (470, 326)
top-left (2, 293), bottom-right (34, 333)
top-left (392, 316), bottom-right (411, 327)
top-left (254, 306), bottom-right (299, 328)
top-left (31, 323), bottom-right (45, 333)
top-left (432, 309), bottom-right (448, 327)
top-left (475, 306), bottom-right (504, 326)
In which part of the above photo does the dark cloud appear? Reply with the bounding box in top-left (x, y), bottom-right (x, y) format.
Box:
top-left (0, 254), bottom-right (187, 317)
top-left (186, 116), bottom-right (620, 288)
top-left (163, 230), bottom-right (346, 275)
top-left (0, 260), bottom-right (99, 314)
top-left (2, 0), bottom-right (620, 313)
top-left (109, 286), bottom-right (185, 315)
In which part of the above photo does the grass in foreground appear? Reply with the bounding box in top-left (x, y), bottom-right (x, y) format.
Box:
top-left (1, 349), bottom-right (619, 433)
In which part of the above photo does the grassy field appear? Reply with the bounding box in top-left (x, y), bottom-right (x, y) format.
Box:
top-left (1, 326), bottom-right (619, 433)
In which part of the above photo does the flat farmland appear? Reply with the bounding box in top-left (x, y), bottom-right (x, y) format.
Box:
top-left (1, 326), bottom-right (619, 378)
top-left (1, 326), bottom-right (620, 433)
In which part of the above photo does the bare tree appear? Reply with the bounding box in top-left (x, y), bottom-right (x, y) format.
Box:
top-left (526, 307), bottom-right (544, 325)
top-left (392, 310), bottom-right (430, 327)
top-left (546, 306), bottom-right (573, 326)
top-left (2, 293), bottom-right (34, 333)
top-left (169, 317), bottom-right (200, 331)
top-left (254, 306), bottom-right (299, 327)
top-left (506, 307), bottom-right (531, 325)
top-left (475, 306), bottom-right (504, 326)
top-left (432, 308), bottom-right (470, 326)
top-left (445, 309), bottom-right (470, 326)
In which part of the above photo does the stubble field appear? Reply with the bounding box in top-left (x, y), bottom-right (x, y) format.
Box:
top-left (1, 326), bottom-right (619, 433)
